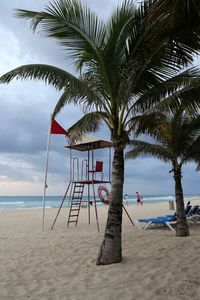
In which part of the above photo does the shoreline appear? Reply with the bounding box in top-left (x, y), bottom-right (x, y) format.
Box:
top-left (0, 195), bottom-right (199, 212)
top-left (0, 194), bottom-right (199, 212)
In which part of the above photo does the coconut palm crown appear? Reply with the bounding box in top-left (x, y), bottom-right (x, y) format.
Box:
top-left (126, 108), bottom-right (200, 236)
top-left (2, 0), bottom-right (200, 264)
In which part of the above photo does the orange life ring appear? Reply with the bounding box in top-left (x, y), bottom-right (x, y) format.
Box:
top-left (98, 186), bottom-right (110, 205)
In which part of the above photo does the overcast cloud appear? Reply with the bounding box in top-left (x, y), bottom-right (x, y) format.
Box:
top-left (0, 0), bottom-right (199, 196)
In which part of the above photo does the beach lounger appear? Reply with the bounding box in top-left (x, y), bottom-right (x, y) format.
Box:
top-left (138, 205), bottom-right (192, 231)
top-left (158, 204), bottom-right (193, 220)
top-left (139, 214), bottom-right (177, 231)
top-left (187, 205), bottom-right (200, 223)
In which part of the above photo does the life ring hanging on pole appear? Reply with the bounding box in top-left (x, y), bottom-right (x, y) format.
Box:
top-left (98, 186), bottom-right (110, 205)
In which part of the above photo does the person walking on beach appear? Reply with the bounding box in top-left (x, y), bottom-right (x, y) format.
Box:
top-left (136, 192), bottom-right (142, 206)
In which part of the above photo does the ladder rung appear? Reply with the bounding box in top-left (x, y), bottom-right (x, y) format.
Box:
top-left (68, 220), bottom-right (78, 223)
top-left (69, 214), bottom-right (79, 217)
top-left (70, 208), bottom-right (80, 211)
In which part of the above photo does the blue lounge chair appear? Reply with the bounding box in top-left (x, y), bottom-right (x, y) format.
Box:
top-left (187, 205), bottom-right (200, 223)
top-left (138, 205), bottom-right (192, 231)
top-left (158, 204), bottom-right (193, 220)
top-left (139, 213), bottom-right (177, 231)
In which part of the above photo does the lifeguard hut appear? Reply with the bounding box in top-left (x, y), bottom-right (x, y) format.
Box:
top-left (51, 135), bottom-right (113, 232)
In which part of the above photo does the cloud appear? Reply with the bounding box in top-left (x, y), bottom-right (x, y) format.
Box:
top-left (0, 0), bottom-right (199, 197)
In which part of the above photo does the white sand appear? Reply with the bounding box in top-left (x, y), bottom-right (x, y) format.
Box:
top-left (0, 198), bottom-right (200, 300)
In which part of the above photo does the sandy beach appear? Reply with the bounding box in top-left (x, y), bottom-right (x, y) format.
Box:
top-left (0, 198), bottom-right (200, 300)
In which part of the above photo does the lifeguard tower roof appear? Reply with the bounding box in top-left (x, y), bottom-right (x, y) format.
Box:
top-left (65, 135), bottom-right (113, 151)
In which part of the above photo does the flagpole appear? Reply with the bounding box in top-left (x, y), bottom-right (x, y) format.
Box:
top-left (42, 115), bottom-right (53, 229)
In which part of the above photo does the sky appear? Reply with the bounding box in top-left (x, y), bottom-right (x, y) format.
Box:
top-left (0, 0), bottom-right (199, 197)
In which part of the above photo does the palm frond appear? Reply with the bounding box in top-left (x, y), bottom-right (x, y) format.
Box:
top-left (67, 111), bottom-right (109, 142)
top-left (127, 112), bottom-right (169, 139)
top-left (0, 64), bottom-right (80, 90)
top-left (146, 0), bottom-right (200, 66)
top-left (126, 140), bottom-right (172, 162)
top-left (104, 0), bottom-right (135, 64)
top-left (133, 67), bottom-right (200, 113)
top-left (181, 135), bottom-right (200, 165)
top-left (16, 0), bottom-right (106, 68)
top-left (196, 163), bottom-right (200, 171)
top-left (52, 82), bottom-right (104, 118)
top-left (151, 82), bottom-right (200, 114)
top-left (127, 107), bottom-right (200, 172)
top-left (123, 0), bottom-right (184, 92)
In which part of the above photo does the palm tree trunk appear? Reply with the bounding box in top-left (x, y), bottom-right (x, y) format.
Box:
top-left (173, 168), bottom-right (190, 237)
top-left (96, 146), bottom-right (124, 265)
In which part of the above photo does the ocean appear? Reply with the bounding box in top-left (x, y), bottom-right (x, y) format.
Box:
top-left (0, 194), bottom-right (198, 210)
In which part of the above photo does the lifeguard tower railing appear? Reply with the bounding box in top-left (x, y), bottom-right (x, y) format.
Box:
top-left (51, 135), bottom-right (113, 232)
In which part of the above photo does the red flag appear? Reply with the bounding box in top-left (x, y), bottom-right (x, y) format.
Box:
top-left (51, 119), bottom-right (68, 135)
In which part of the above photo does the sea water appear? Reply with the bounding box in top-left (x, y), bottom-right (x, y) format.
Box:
top-left (0, 194), bottom-right (198, 210)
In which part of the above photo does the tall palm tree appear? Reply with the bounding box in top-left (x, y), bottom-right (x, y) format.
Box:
top-left (126, 109), bottom-right (200, 236)
top-left (1, 0), bottom-right (200, 264)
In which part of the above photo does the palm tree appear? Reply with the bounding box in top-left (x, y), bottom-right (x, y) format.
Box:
top-left (126, 108), bottom-right (200, 236)
top-left (1, 0), bottom-right (200, 264)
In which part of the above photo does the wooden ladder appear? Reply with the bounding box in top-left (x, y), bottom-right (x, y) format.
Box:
top-left (67, 182), bottom-right (84, 227)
